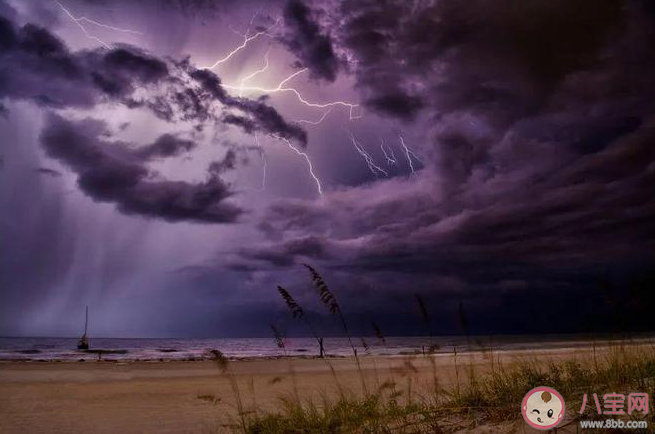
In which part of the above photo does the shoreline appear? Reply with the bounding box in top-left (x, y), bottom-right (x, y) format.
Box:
top-left (1, 337), bottom-right (653, 363)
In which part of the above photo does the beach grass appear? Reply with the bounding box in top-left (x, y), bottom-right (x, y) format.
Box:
top-left (208, 341), bottom-right (655, 433)
top-left (214, 264), bottom-right (655, 432)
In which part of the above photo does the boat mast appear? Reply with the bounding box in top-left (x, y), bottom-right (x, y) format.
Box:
top-left (77, 306), bottom-right (90, 350)
top-left (84, 306), bottom-right (88, 336)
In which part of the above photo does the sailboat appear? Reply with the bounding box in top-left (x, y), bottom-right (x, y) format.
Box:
top-left (77, 306), bottom-right (89, 350)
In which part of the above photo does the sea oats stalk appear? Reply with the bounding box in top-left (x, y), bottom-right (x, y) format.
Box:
top-left (361, 337), bottom-right (381, 388)
top-left (276, 284), bottom-right (343, 396)
top-left (245, 342), bottom-right (655, 432)
top-left (303, 264), bottom-right (339, 314)
top-left (269, 323), bottom-right (300, 404)
top-left (277, 285), bottom-right (324, 357)
top-left (414, 294), bottom-right (441, 397)
top-left (277, 286), bottom-right (303, 319)
top-left (209, 349), bottom-right (247, 430)
top-left (302, 263), bottom-right (368, 395)
top-left (458, 300), bottom-right (476, 388)
top-left (371, 322), bottom-right (399, 399)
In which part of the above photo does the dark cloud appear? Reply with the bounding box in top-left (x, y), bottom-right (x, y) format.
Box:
top-left (40, 114), bottom-right (242, 223)
top-left (249, 118), bottom-right (655, 272)
top-left (0, 18), bottom-right (94, 107)
top-left (35, 167), bottom-right (62, 177)
top-left (227, 97), bottom-right (308, 146)
top-left (87, 47), bottom-right (169, 97)
top-left (234, 136), bottom-right (655, 332)
top-left (0, 10), bottom-right (307, 146)
top-left (222, 113), bottom-right (256, 133)
top-left (0, 6), bottom-right (311, 226)
top-left (321, 0), bottom-right (644, 123)
top-left (208, 149), bottom-right (237, 175)
top-left (3, 0), bottom-right (655, 337)
top-left (0, 17), bottom-right (158, 107)
top-left (135, 134), bottom-right (197, 159)
top-left (222, 0), bottom-right (655, 333)
top-left (0, 14), bottom-right (168, 108)
top-left (187, 67), bottom-right (230, 102)
top-left (280, 0), bottom-right (339, 82)
top-left (230, 235), bottom-right (329, 269)
top-left (364, 92), bottom-right (423, 121)
top-left (183, 62), bottom-right (308, 145)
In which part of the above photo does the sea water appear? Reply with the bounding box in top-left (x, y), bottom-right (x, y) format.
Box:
top-left (1, 334), bottom-right (653, 361)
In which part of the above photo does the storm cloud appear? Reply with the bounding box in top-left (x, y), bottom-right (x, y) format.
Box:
top-left (226, 0), bottom-right (655, 333)
top-left (280, 0), bottom-right (339, 82)
top-left (40, 114), bottom-right (242, 223)
top-left (0, 8), bottom-right (308, 145)
top-left (2, 0), bottom-right (655, 337)
top-left (0, 4), bottom-right (308, 224)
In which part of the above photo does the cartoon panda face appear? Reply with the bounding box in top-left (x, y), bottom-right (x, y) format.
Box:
top-left (522, 387), bottom-right (565, 430)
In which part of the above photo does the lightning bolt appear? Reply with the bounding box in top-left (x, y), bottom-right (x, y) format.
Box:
top-left (56, 1), bottom-right (143, 49)
top-left (199, 16), bottom-right (361, 119)
top-left (295, 107), bottom-right (334, 125)
top-left (208, 24), bottom-right (362, 194)
top-left (200, 14), bottom-right (363, 142)
top-left (238, 46), bottom-right (271, 97)
top-left (399, 135), bottom-right (422, 174)
top-left (53, 6), bottom-right (361, 195)
top-left (223, 68), bottom-right (361, 120)
top-left (380, 139), bottom-right (397, 165)
top-left (199, 15), bottom-right (279, 70)
top-left (349, 133), bottom-right (388, 177)
top-left (272, 135), bottom-right (323, 195)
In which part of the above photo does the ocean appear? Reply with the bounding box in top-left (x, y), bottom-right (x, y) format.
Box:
top-left (1, 334), bottom-right (653, 361)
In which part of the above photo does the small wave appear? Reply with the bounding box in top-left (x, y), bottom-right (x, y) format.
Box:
top-left (83, 349), bottom-right (128, 355)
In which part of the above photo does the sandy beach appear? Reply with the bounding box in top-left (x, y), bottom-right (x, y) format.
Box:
top-left (0, 346), bottom-right (614, 433)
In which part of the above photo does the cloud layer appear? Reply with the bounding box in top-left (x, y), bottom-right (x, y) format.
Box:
top-left (40, 114), bottom-right (242, 223)
top-left (2, 0), bottom-right (655, 336)
top-left (233, 0), bottom-right (655, 333)
top-left (0, 5), bottom-right (310, 223)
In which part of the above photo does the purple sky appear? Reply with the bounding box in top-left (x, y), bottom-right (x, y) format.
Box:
top-left (1, 0), bottom-right (654, 338)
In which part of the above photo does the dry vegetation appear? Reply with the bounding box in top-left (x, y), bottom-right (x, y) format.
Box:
top-left (205, 265), bottom-right (655, 433)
